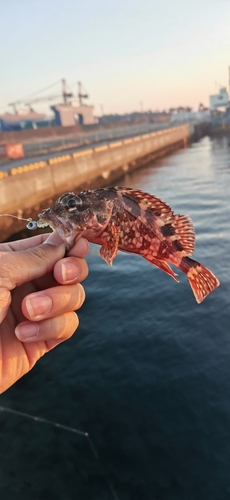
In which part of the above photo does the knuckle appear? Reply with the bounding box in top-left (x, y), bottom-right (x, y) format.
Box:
top-left (69, 256), bottom-right (88, 279)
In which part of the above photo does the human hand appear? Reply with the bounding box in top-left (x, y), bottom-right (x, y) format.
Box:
top-left (0, 232), bottom-right (89, 393)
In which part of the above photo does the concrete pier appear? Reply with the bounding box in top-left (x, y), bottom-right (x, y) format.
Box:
top-left (0, 124), bottom-right (192, 241)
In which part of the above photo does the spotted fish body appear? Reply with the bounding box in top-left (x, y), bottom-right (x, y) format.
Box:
top-left (37, 187), bottom-right (220, 303)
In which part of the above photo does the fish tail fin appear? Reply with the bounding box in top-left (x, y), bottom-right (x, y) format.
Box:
top-left (180, 257), bottom-right (220, 303)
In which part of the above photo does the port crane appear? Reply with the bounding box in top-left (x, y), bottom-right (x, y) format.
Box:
top-left (8, 79), bottom-right (88, 112)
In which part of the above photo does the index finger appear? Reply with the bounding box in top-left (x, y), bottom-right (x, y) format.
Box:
top-left (1, 231), bottom-right (90, 258)
top-left (0, 234), bottom-right (49, 252)
top-left (2, 231), bottom-right (66, 252)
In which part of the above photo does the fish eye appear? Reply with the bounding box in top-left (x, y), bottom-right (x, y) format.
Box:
top-left (59, 193), bottom-right (82, 207)
top-left (67, 198), bottom-right (77, 208)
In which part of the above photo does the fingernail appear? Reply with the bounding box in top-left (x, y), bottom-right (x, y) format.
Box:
top-left (26, 294), bottom-right (52, 318)
top-left (15, 322), bottom-right (39, 340)
top-left (61, 261), bottom-right (79, 282)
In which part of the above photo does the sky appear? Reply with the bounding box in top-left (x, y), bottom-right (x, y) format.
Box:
top-left (0, 0), bottom-right (230, 116)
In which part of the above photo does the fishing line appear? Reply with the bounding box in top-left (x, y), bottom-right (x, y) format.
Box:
top-left (0, 214), bottom-right (38, 230)
top-left (0, 405), bottom-right (119, 500)
top-left (0, 214), bottom-right (32, 222)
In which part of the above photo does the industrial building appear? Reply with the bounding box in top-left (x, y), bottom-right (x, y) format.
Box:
top-left (51, 102), bottom-right (96, 127)
top-left (0, 110), bottom-right (50, 132)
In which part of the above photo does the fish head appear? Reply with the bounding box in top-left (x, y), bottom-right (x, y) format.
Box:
top-left (37, 191), bottom-right (113, 249)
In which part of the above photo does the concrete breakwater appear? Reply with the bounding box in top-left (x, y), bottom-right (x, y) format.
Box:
top-left (0, 124), bottom-right (192, 241)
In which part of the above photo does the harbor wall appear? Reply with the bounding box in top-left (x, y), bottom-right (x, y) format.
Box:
top-left (0, 124), bottom-right (192, 241)
top-left (0, 124), bottom-right (83, 144)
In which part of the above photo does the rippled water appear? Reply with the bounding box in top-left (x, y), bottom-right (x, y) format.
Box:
top-left (0, 136), bottom-right (230, 500)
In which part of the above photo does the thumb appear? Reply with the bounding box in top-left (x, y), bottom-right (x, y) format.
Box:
top-left (0, 242), bottom-right (66, 291)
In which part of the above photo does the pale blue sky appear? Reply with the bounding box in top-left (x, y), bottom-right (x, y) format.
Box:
top-left (1, 0), bottom-right (230, 116)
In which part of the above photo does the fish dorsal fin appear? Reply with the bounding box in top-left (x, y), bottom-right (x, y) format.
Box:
top-left (114, 187), bottom-right (195, 256)
top-left (116, 187), bottom-right (174, 217)
top-left (171, 214), bottom-right (195, 255)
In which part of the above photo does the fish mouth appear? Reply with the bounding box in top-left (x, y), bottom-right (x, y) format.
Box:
top-left (37, 210), bottom-right (73, 235)
top-left (37, 209), bottom-right (83, 250)
top-left (37, 211), bottom-right (58, 230)
top-left (36, 218), bottom-right (50, 229)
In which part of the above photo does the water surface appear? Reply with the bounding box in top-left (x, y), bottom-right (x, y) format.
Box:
top-left (0, 136), bottom-right (229, 500)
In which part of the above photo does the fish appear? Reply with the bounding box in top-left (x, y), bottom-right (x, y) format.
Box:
top-left (36, 186), bottom-right (220, 303)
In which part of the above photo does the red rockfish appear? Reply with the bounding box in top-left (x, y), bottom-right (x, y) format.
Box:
top-left (36, 187), bottom-right (220, 303)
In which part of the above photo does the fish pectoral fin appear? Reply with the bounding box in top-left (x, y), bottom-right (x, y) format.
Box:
top-left (143, 255), bottom-right (179, 282)
top-left (100, 224), bottom-right (120, 266)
